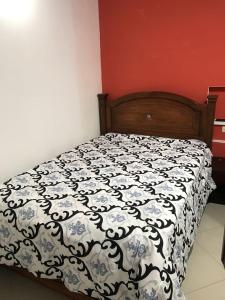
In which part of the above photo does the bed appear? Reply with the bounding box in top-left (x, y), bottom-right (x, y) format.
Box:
top-left (0, 91), bottom-right (217, 299)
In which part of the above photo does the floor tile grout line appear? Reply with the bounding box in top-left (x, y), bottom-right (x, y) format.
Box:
top-left (196, 242), bottom-right (224, 266)
top-left (195, 240), bottom-right (225, 271)
top-left (198, 222), bottom-right (224, 231)
top-left (183, 215), bottom-right (225, 296)
top-left (198, 224), bottom-right (224, 234)
top-left (185, 278), bottom-right (225, 296)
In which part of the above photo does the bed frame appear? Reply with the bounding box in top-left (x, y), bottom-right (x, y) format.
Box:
top-left (2, 91), bottom-right (218, 299)
top-left (98, 91), bottom-right (217, 148)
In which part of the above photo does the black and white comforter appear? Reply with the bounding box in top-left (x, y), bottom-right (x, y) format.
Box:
top-left (0, 133), bottom-right (215, 300)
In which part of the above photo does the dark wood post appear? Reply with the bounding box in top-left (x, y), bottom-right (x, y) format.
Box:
top-left (97, 93), bottom-right (108, 135)
top-left (222, 227), bottom-right (225, 268)
top-left (206, 94), bottom-right (217, 148)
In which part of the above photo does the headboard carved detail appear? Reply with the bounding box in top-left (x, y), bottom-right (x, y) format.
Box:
top-left (97, 91), bottom-right (217, 148)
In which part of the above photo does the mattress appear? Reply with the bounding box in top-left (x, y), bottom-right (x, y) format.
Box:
top-left (0, 133), bottom-right (215, 300)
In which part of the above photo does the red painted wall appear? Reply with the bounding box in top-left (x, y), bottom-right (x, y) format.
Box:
top-left (99, 0), bottom-right (225, 156)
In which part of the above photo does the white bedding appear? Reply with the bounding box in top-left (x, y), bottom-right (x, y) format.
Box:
top-left (0, 133), bottom-right (215, 299)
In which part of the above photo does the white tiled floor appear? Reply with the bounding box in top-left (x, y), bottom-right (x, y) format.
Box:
top-left (0, 203), bottom-right (224, 300)
top-left (182, 203), bottom-right (225, 300)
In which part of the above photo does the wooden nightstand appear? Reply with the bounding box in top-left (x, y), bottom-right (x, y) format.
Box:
top-left (208, 157), bottom-right (225, 204)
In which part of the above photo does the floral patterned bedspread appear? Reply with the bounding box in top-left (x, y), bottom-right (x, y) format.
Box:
top-left (0, 133), bottom-right (215, 300)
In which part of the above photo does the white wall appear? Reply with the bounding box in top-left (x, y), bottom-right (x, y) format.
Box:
top-left (0, 0), bottom-right (102, 182)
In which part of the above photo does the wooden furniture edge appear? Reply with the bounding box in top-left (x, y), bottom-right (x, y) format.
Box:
top-left (209, 86), bottom-right (225, 92)
top-left (206, 94), bottom-right (217, 148)
top-left (222, 227), bottom-right (225, 268)
top-left (97, 93), bottom-right (108, 135)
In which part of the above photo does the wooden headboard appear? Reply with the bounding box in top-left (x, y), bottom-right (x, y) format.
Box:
top-left (98, 91), bottom-right (217, 148)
